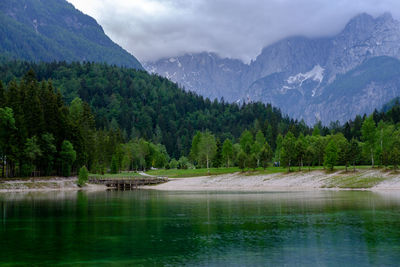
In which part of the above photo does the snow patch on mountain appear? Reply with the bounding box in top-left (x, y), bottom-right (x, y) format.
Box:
top-left (287, 65), bottom-right (325, 86)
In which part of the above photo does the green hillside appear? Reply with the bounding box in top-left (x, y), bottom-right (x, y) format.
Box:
top-left (0, 59), bottom-right (306, 158)
top-left (0, 0), bottom-right (142, 69)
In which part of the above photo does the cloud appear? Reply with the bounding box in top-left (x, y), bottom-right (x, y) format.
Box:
top-left (67, 0), bottom-right (400, 63)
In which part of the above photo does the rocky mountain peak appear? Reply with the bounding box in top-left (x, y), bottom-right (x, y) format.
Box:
top-left (146, 12), bottom-right (400, 124)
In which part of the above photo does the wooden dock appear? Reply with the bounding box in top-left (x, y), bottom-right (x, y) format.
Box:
top-left (88, 177), bottom-right (169, 190)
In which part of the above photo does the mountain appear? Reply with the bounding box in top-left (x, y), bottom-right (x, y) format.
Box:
top-left (0, 0), bottom-right (142, 69)
top-left (144, 52), bottom-right (248, 102)
top-left (146, 13), bottom-right (400, 124)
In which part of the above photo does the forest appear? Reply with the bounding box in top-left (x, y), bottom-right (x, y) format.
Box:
top-left (1, 60), bottom-right (400, 177)
top-left (0, 59), bottom-right (310, 158)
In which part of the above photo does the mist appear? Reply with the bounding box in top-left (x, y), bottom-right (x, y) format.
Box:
top-left (67, 0), bottom-right (400, 63)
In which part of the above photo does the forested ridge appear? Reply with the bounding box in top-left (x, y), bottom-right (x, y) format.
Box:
top-left (0, 0), bottom-right (142, 69)
top-left (2, 59), bottom-right (400, 178)
top-left (0, 59), bottom-right (307, 159)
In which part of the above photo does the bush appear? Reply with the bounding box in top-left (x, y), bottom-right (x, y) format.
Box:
top-left (178, 156), bottom-right (189, 169)
top-left (169, 159), bottom-right (178, 169)
top-left (77, 166), bottom-right (89, 187)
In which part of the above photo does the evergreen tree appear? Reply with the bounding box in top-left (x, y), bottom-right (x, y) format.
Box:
top-left (60, 140), bottom-right (76, 177)
top-left (240, 130), bottom-right (253, 155)
top-left (324, 139), bottom-right (338, 171)
top-left (237, 150), bottom-right (247, 171)
top-left (247, 153), bottom-right (258, 170)
top-left (212, 138), bottom-right (222, 168)
top-left (295, 133), bottom-right (306, 170)
top-left (349, 138), bottom-right (361, 172)
top-left (313, 135), bottom-right (326, 167)
top-left (189, 132), bottom-right (201, 166)
top-left (22, 136), bottom-right (42, 177)
top-left (38, 133), bottom-right (57, 176)
top-left (260, 143), bottom-right (272, 169)
top-left (281, 132), bottom-right (296, 171)
top-left (110, 155), bottom-right (118, 174)
top-left (304, 144), bottom-right (315, 171)
top-left (0, 81), bottom-right (4, 107)
top-left (0, 107), bottom-right (16, 178)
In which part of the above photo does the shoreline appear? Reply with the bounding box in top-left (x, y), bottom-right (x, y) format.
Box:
top-left (1, 169), bottom-right (400, 193)
top-left (0, 177), bottom-right (107, 193)
top-left (142, 169), bottom-right (400, 192)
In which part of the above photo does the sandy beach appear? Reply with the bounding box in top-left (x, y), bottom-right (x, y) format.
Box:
top-left (2, 169), bottom-right (400, 192)
top-left (143, 169), bottom-right (400, 191)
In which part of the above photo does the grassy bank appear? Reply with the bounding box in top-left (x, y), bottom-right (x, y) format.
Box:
top-left (88, 172), bottom-right (144, 180)
top-left (145, 165), bottom-right (376, 178)
top-left (146, 167), bottom-right (242, 178)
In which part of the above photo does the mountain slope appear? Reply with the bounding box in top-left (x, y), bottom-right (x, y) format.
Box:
top-left (0, 0), bottom-right (142, 69)
top-left (146, 13), bottom-right (400, 124)
top-left (145, 52), bottom-right (247, 102)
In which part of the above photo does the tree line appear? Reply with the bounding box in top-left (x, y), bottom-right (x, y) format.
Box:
top-left (0, 70), bottom-right (168, 177)
top-left (2, 62), bottom-right (400, 177)
top-left (182, 114), bottom-right (400, 172)
top-left (0, 59), bottom-right (312, 159)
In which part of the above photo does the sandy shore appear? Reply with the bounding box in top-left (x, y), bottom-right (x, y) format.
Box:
top-left (2, 169), bottom-right (400, 192)
top-left (0, 177), bottom-right (107, 192)
top-left (143, 169), bottom-right (400, 191)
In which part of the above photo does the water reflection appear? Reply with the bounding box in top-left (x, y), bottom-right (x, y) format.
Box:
top-left (1, 190), bottom-right (400, 266)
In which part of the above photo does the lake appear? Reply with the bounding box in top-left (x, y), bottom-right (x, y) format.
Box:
top-left (1, 190), bottom-right (400, 266)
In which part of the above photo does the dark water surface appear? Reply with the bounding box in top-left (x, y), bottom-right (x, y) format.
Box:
top-left (1, 190), bottom-right (400, 266)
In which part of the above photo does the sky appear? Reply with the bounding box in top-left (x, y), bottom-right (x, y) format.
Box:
top-left (67, 0), bottom-right (400, 63)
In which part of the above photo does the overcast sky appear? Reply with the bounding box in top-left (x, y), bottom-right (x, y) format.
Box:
top-left (67, 0), bottom-right (399, 63)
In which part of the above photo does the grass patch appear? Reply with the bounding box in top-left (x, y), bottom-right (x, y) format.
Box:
top-left (146, 165), bottom-right (380, 178)
top-left (89, 172), bottom-right (144, 180)
top-left (146, 167), bottom-right (241, 178)
top-left (325, 175), bottom-right (387, 189)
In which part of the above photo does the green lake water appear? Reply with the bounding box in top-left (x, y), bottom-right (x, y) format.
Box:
top-left (1, 190), bottom-right (400, 266)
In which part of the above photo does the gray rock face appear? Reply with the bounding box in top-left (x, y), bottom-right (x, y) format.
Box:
top-left (144, 52), bottom-right (247, 102)
top-left (145, 13), bottom-right (400, 124)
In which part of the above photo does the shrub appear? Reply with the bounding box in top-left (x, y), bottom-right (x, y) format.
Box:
top-left (77, 166), bottom-right (89, 187)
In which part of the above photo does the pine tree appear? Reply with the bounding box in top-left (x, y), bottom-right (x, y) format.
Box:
top-left (0, 108), bottom-right (17, 178)
top-left (0, 81), bottom-right (4, 108)
top-left (281, 132), bottom-right (296, 171)
top-left (237, 150), bottom-right (247, 171)
top-left (260, 143), bottom-right (272, 170)
top-left (295, 134), bottom-right (306, 170)
top-left (60, 140), bottom-right (76, 177)
top-left (324, 139), bottom-right (338, 171)
top-left (240, 130), bottom-right (253, 155)
top-left (110, 155), bottom-right (118, 174)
